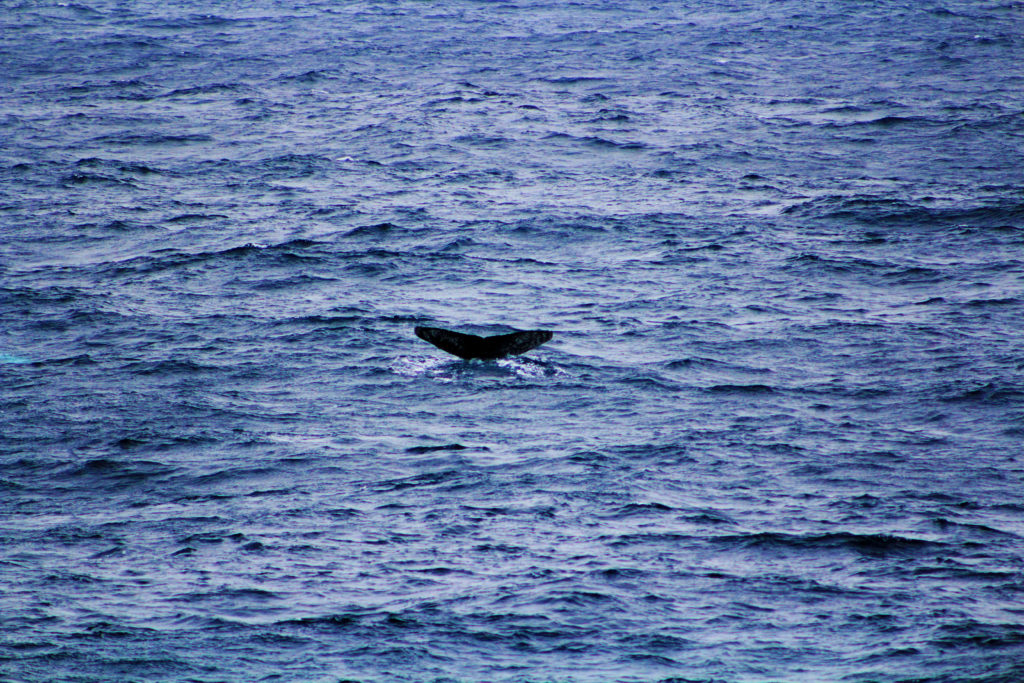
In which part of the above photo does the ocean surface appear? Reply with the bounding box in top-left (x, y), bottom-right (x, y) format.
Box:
top-left (2, 1), bottom-right (1024, 681)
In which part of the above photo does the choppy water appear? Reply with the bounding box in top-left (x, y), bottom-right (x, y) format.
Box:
top-left (2, 1), bottom-right (1024, 682)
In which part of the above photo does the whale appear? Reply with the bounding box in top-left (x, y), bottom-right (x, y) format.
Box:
top-left (414, 326), bottom-right (553, 360)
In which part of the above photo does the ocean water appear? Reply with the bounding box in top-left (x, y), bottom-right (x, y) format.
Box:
top-left (2, 1), bottom-right (1024, 681)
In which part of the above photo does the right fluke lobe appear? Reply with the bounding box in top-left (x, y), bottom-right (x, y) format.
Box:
top-left (414, 326), bottom-right (553, 360)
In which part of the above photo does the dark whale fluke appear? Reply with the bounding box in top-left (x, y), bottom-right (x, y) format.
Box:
top-left (415, 326), bottom-right (553, 360)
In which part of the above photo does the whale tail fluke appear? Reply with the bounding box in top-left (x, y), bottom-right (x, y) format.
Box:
top-left (414, 326), bottom-right (553, 360)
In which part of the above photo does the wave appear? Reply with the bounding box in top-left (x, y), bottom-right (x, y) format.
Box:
top-left (710, 531), bottom-right (946, 557)
top-left (121, 358), bottom-right (220, 375)
top-left (96, 238), bottom-right (330, 278)
top-left (60, 172), bottom-right (138, 188)
top-left (275, 69), bottom-right (336, 84)
top-left (342, 221), bottom-right (403, 238)
top-left (537, 75), bottom-right (611, 85)
top-left (162, 83), bottom-right (246, 98)
top-left (707, 383), bottom-right (775, 394)
top-left (372, 469), bottom-right (472, 493)
top-left (829, 114), bottom-right (937, 129)
top-left (73, 157), bottom-right (166, 176)
top-left (405, 443), bottom-right (474, 454)
top-left (932, 620), bottom-right (1024, 649)
top-left (163, 213), bottom-right (229, 223)
top-left (965, 297), bottom-right (1020, 307)
top-left (59, 78), bottom-right (161, 101)
top-left (246, 153), bottom-right (335, 178)
top-left (58, 457), bottom-right (179, 488)
top-left (542, 132), bottom-right (648, 151)
top-left (85, 132), bottom-right (213, 146)
top-left (940, 382), bottom-right (1024, 404)
top-left (782, 195), bottom-right (1024, 229)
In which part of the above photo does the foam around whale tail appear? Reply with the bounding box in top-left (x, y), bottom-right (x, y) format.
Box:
top-left (415, 326), bottom-right (553, 360)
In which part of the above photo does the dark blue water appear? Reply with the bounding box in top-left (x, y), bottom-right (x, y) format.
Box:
top-left (3, 1), bottom-right (1024, 681)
